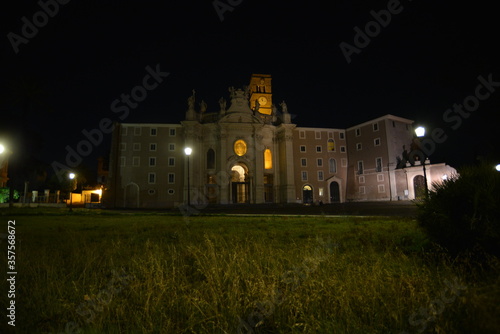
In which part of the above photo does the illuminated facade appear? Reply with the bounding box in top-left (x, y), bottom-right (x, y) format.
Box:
top-left (105, 74), bottom-right (456, 208)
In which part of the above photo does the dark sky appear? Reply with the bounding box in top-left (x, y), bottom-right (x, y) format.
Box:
top-left (1, 0), bottom-right (499, 184)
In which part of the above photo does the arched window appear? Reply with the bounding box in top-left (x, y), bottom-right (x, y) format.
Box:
top-left (264, 149), bottom-right (272, 169)
top-left (327, 139), bottom-right (335, 152)
top-left (329, 158), bottom-right (337, 173)
top-left (206, 149), bottom-right (215, 169)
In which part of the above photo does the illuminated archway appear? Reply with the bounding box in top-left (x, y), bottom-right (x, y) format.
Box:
top-left (231, 163), bottom-right (250, 203)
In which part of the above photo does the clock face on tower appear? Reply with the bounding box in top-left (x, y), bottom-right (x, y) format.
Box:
top-left (258, 96), bottom-right (268, 106)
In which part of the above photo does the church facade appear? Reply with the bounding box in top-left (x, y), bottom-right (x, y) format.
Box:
top-left (104, 74), bottom-right (456, 208)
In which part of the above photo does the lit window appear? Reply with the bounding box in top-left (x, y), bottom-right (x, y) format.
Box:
top-left (327, 139), bottom-right (335, 152)
top-left (234, 140), bottom-right (247, 156)
top-left (264, 149), bottom-right (272, 169)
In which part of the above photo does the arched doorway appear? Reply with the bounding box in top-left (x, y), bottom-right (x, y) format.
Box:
top-left (413, 175), bottom-right (425, 199)
top-left (330, 181), bottom-right (340, 203)
top-left (124, 183), bottom-right (139, 208)
top-left (231, 163), bottom-right (250, 203)
top-left (302, 185), bottom-right (313, 204)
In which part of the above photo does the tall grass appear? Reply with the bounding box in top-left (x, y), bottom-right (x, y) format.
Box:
top-left (1, 213), bottom-right (498, 333)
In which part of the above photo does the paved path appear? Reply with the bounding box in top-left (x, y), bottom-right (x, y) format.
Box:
top-left (187, 201), bottom-right (419, 217)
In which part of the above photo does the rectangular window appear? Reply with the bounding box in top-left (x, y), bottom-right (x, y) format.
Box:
top-left (120, 156), bottom-right (126, 167)
top-left (168, 157), bottom-right (175, 167)
top-left (315, 131), bottom-right (321, 139)
top-left (168, 173), bottom-right (175, 184)
top-left (169, 143), bottom-right (175, 151)
top-left (358, 161), bottom-right (364, 174)
top-left (378, 184), bottom-right (385, 193)
top-left (299, 130), bottom-right (305, 139)
top-left (317, 158), bottom-right (323, 167)
top-left (340, 132), bottom-right (345, 140)
top-left (356, 143), bottom-right (362, 151)
top-left (340, 146), bottom-right (346, 153)
top-left (149, 157), bottom-right (156, 167)
top-left (377, 174), bottom-right (384, 182)
top-left (373, 122), bottom-right (379, 131)
top-left (376, 157), bottom-right (383, 172)
top-left (328, 132), bottom-right (334, 139)
top-left (392, 121), bottom-right (396, 127)
top-left (359, 175), bottom-right (365, 183)
top-left (355, 128), bottom-right (361, 137)
top-left (374, 138), bottom-right (381, 146)
top-left (148, 172), bottom-right (156, 184)
top-left (316, 146), bottom-right (322, 153)
top-left (318, 171), bottom-right (324, 181)
top-left (150, 128), bottom-right (157, 136)
top-left (300, 145), bottom-right (306, 152)
top-left (341, 158), bottom-right (347, 167)
top-left (133, 143), bottom-right (141, 151)
top-left (301, 158), bottom-right (307, 167)
top-left (121, 127), bottom-right (128, 136)
top-left (134, 127), bottom-right (142, 136)
top-left (120, 143), bottom-right (126, 151)
top-left (301, 171), bottom-right (307, 181)
top-left (133, 156), bottom-right (140, 167)
top-left (169, 128), bottom-right (176, 136)
top-left (150, 143), bottom-right (157, 151)
top-left (359, 186), bottom-right (366, 195)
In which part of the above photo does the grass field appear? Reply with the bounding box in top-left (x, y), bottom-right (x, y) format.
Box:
top-left (1, 208), bottom-right (499, 333)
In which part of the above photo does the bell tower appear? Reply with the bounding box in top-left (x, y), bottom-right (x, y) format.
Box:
top-left (249, 74), bottom-right (272, 115)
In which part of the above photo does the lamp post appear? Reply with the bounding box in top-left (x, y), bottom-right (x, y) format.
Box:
top-left (496, 164), bottom-right (500, 172)
top-left (184, 147), bottom-right (192, 206)
top-left (415, 126), bottom-right (429, 199)
top-left (68, 172), bottom-right (76, 212)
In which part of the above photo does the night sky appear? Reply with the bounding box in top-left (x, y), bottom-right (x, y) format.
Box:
top-left (1, 0), bottom-right (499, 187)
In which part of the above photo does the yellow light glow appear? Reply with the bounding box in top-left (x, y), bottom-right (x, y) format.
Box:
top-left (234, 140), bottom-right (247, 156)
top-left (92, 189), bottom-right (102, 196)
top-left (264, 149), bottom-right (272, 169)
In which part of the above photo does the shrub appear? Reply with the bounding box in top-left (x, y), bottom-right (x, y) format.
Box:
top-left (417, 164), bottom-right (500, 257)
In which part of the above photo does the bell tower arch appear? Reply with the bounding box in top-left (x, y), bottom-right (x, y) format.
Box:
top-left (249, 74), bottom-right (272, 115)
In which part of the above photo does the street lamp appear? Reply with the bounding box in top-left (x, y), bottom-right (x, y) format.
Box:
top-left (184, 147), bottom-right (192, 206)
top-left (415, 126), bottom-right (429, 199)
top-left (68, 172), bottom-right (76, 212)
